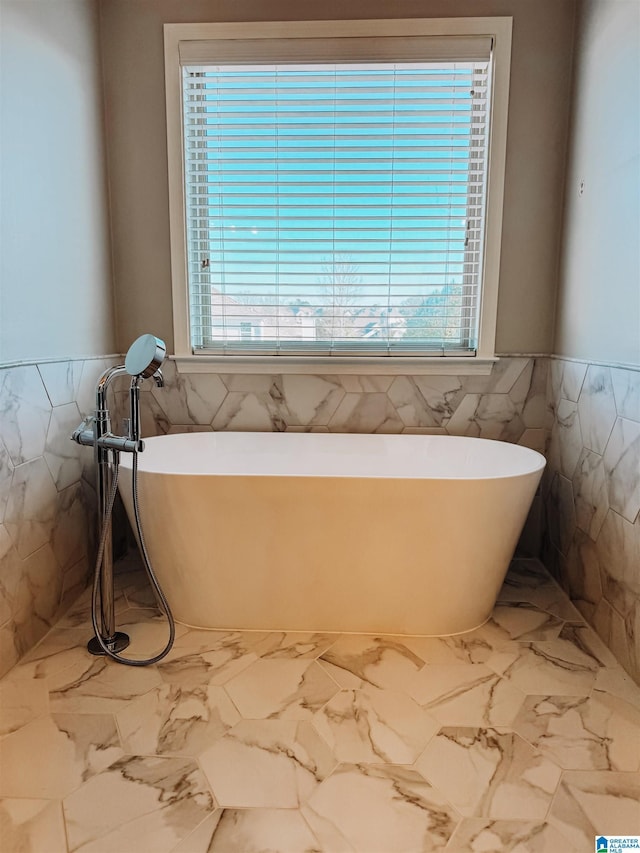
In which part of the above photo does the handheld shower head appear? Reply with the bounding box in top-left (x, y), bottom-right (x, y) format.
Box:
top-left (124, 335), bottom-right (166, 447)
top-left (125, 334), bottom-right (166, 379)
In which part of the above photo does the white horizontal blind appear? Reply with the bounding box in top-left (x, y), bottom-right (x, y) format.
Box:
top-left (182, 56), bottom-right (491, 356)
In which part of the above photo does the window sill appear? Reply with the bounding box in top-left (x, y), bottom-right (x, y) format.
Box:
top-left (172, 355), bottom-right (499, 376)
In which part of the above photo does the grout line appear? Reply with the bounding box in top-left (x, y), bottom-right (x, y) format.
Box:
top-left (59, 799), bottom-right (71, 853)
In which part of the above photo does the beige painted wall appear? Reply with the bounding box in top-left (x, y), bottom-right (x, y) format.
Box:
top-left (99, 0), bottom-right (575, 356)
top-left (554, 0), bottom-right (640, 366)
top-left (0, 0), bottom-right (115, 363)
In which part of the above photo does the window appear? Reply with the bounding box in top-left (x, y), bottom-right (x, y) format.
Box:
top-left (165, 19), bottom-right (512, 371)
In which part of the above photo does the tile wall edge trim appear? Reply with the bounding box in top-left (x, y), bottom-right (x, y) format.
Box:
top-left (0, 354), bottom-right (123, 371)
top-left (2, 352), bottom-right (544, 373)
top-left (2, 352), bottom-right (638, 374)
top-left (549, 354), bottom-right (640, 373)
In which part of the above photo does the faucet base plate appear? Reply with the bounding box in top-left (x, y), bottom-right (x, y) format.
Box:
top-left (87, 632), bottom-right (130, 656)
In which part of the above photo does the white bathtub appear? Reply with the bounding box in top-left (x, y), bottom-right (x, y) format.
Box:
top-left (119, 432), bottom-right (545, 636)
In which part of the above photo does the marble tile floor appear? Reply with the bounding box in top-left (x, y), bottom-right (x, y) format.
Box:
top-left (0, 557), bottom-right (639, 853)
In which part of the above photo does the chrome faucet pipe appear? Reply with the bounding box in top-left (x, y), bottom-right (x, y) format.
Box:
top-left (129, 377), bottom-right (143, 444)
top-left (94, 365), bottom-right (129, 650)
top-left (96, 365), bottom-right (128, 416)
top-left (96, 450), bottom-right (118, 645)
top-left (95, 365), bottom-right (129, 459)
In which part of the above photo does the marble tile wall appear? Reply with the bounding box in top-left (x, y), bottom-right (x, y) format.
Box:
top-left (3, 353), bottom-right (638, 686)
top-left (121, 357), bottom-right (548, 449)
top-left (543, 358), bottom-right (640, 683)
top-left (117, 352), bottom-right (640, 683)
top-left (0, 357), bottom-right (122, 677)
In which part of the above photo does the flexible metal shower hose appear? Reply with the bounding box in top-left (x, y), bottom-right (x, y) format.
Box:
top-left (91, 452), bottom-right (176, 666)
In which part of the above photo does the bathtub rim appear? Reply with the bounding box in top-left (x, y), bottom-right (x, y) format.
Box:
top-left (119, 431), bottom-right (546, 481)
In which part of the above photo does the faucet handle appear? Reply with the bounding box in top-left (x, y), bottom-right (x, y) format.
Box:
top-left (71, 415), bottom-right (95, 446)
top-left (122, 418), bottom-right (132, 440)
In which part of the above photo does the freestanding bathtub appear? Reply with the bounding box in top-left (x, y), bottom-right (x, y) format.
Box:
top-left (119, 432), bottom-right (545, 636)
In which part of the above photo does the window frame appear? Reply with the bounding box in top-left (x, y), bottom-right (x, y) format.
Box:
top-left (164, 18), bottom-right (512, 375)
